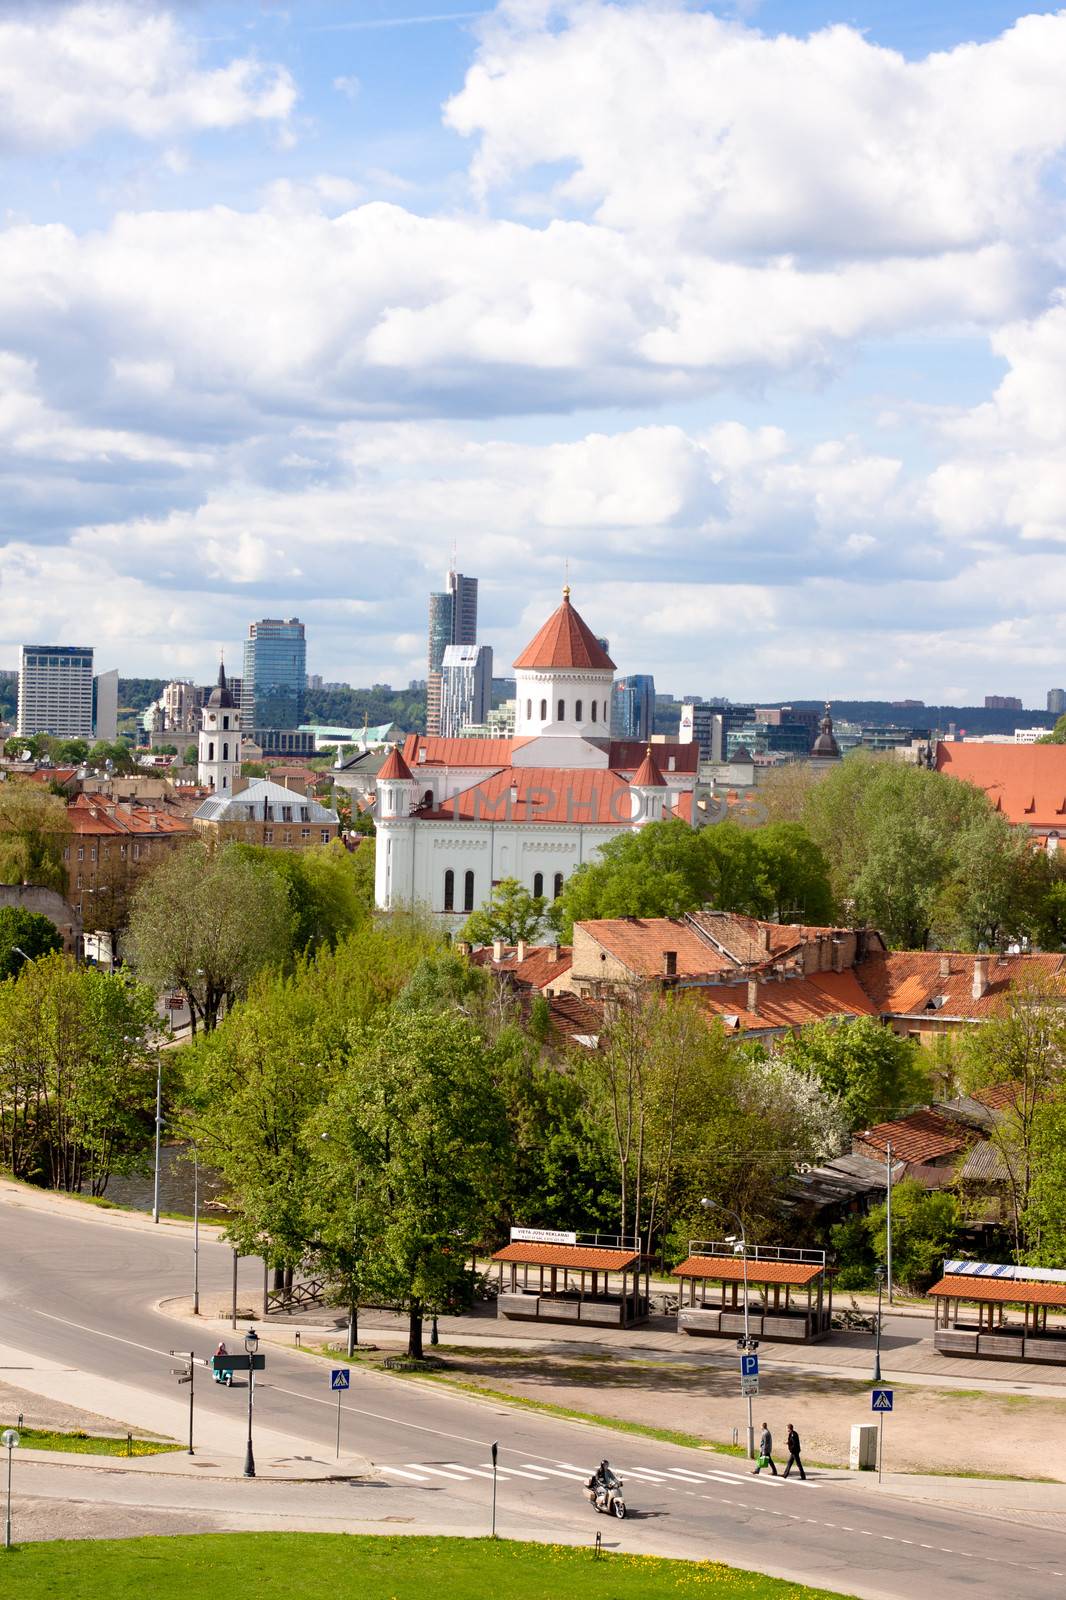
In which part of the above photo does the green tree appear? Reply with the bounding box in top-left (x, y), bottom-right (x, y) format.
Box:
top-left (52, 739), bottom-right (89, 765)
top-left (460, 877), bottom-right (547, 945)
top-left (233, 840), bottom-right (372, 957)
top-left (0, 906), bottom-right (63, 980)
top-left (0, 781), bottom-right (69, 894)
top-left (1024, 1099), bottom-right (1066, 1266)
top-left (0, 953), bottom-right (160, 1192)
top-left (183, 745), bottom-right (198, 766)
top-left (754, 823), bottom-right (834, 923)
top-left (959, 972), bottom-right (1066, 1259)
top-left (865, 1179), bottom-right (963, 1292)
top-left (157, 744), bottom-right (179, 757)
top-left (313, 1007), bottom-right (510, 1356)
top-left (127, 841), bottom-right (292, 1032)
top-left (776, 1016), bottom-right (933, 1131)
top-left (1037, 715), bottom-right (1066, 744)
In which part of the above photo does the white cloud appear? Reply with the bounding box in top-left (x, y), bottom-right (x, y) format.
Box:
top-left (0, 2), bottom-right (295, 151)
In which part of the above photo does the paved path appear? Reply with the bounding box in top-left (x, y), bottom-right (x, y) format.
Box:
top-left (3, 1184), bottom-right (1066, 1599)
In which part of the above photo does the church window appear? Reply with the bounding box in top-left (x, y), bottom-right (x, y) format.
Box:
top-left (208, 741), bottom-right (214, 761)
top-left (223, 716), bottom-right (229, 730)
top-left (575, 699), bottom-right (582, 721)
top-left (463, 869), bottom-right (475, 912)
top-left (533, 871), bottom-right (544, 897)
top-left (591, 701), bottom-right (597, 723)
top-left (540, 699), bottom-right (547, 721)
top-left (526, 699), bottom-right (532, 719)
top-left (223, 743), bottom-right (228, 761)
top-left (557, 699), bottom-right (565, 721)
top-left (553, 871), bottom-right (564, 898)
top-left (444, 869), bottom-right (455, 912)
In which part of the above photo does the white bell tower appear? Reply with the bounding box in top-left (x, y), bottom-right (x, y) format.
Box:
top-left (198, 661), bottom-right (242, 793)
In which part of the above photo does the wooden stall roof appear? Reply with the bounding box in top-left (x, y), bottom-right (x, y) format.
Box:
top-left (929, 1274), bottom-right (1066, 1309)
top-left (492, 1242), bottom-right (639, 1270)
top-left (672, 1255), bottom-right (824, 1286)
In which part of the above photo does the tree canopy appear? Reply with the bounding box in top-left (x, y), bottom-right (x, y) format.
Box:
top-left (0, 906), bottom-right (63, 979)
top-left (460, 877), bottom-right (547, 945)
top-left (776, 1016), bottom-right (933, 1131)
top-left (0, 782), bottom-right (69, 894)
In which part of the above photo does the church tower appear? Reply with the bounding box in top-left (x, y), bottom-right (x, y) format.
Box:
top-left (511, 586), bottom-right (616, 743)
top-left (629, 744), bottom-right (667, 827)
top-left (374, 743), bottom-right (418, 910)
top-left (198, 661), bottom-right (242, 793)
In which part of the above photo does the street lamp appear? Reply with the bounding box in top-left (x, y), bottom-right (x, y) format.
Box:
top-left (243, 1327), bottom-right (259, 1479)
top-left (3, 1427), bottom-right (18, 1548)
top-left (701, 1198), bottom-right (755, 1461)
top-left (152, 1048), bottom-right (164, 1224)
top-left (873, 1265), bottom-right (885, 1384)
top-left (192, 1142), bottom-right (200, 1316)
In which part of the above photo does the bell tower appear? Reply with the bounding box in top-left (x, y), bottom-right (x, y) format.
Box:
top-left (198, 661), bottom-right (242, 793)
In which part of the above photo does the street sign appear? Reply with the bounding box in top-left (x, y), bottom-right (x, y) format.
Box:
top-left (740, 1374), bottom-right (759, 1396)
top-left (871, 1389), bottom-right (893, 1412)
top-left (331, 1369), bottom-right (350, 1391)
top-left (740, 1354), bottom-right (759, 1378)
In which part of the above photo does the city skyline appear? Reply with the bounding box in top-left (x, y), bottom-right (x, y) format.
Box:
top-left (2, 2), bottom-right (1066, 701)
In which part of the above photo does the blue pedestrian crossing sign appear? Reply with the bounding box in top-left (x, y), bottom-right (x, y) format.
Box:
top-left (331, 1369), bottom-right (350, 1391)
top-left (740, 1354), bottom-right (759, 1378)
top-left (871, 1389), bottom-right (893, 1412)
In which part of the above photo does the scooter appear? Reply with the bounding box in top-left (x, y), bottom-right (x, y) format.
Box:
top-left (583, 1471), bottom-right (627, 1519)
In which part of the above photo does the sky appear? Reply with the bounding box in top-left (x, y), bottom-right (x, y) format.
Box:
top-left (2, 0), bottom-right (1066, 706)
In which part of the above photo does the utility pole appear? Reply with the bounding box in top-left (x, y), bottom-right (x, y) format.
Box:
top-left (192, 1146), bottom-right (200, 1316)
top-left (170, 1351), bottom-right (195, 1455)
top-left (885, 1141), bottom-right (894, 1306)
top-left (152, 1050), bottom-right (163, 1224)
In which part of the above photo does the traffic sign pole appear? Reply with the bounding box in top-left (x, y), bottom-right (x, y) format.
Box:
top-left (878, 1412), bottom-right (884, 1484)
top-left (330, 1369), bottom-right (350, 1459)
top-left (870, 1389), bottom-right (893, 1483)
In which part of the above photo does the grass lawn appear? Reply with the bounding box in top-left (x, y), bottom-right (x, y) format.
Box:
top-left (1, 1534), bottom-right (855, 1599)
top-left (6, 1428), bottom-right (178, 1457)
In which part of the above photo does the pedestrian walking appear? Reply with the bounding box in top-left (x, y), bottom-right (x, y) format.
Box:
top-left (782, 1422), bottom-right (806, 1480)
top-left (752, 1422), bottom-right (777, 1475)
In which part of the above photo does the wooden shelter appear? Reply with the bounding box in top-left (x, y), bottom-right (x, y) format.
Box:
top-left (673, 1242), bottom-right (832, 1343)
top-left (492, 1233), bottom-right (649, 1328)
top-left (929, 1260), bottom-right (1066, 1363)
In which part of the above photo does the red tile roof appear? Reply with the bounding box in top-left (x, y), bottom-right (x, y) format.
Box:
top-left (512, 591), bottom-right (615, 672)
top-left (930, 1274), bottom-right (1066, 1309)
top-left (673, 1255), bottom-right (824, 1286)
top-left (401, 733), bottom-right (518, 769)
top-left (419, 766), bottom-right (637, 825)
top-left (693, 970), bottom-right (879, 1032)
top-left (577, 918), bottom-right (736, 980)
top-left (609, 741), bottom-right (700, 776)
top-left (935, 742), bottom-right (1066, 830)
top-left (469, 943), bottom-right (574, 990)
top-left (856, 1110), bottom-right (972, 1164)
top-left (66, 793), bottom-right (194, 838)
top-left (856, 950), bottom-right (1066, 1020)
top-left (493, 1241), bottom-right (638, 1269)
top-left (631, 747), bottom-right (667, 788)
top-left (377, 744), bottom-right (414, 781)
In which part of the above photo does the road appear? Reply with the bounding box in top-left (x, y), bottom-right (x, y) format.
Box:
top-left (2, 1192), bottom-right (1065, 1599)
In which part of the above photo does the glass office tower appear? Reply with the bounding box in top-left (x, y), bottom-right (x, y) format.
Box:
top-left (241, 618), bottom-right (307, 730)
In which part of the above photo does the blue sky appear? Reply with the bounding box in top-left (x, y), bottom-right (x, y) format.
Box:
top-left (1, 0), bottom-right (1065, 705)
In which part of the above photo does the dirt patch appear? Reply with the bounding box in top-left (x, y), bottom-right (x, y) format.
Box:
top-left (0, 1378), bottom-right (170, 1443)
top-left (419, 1346), bottom-right (1066, 1480)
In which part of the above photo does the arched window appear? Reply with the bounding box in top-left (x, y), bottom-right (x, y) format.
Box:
top-left (575, 699), bottom-right (583, 721)
top-left (557, 698), bottom-right (565, 721)
top-left (463, 869), bottom-right (475, 912)
top-left (222, 715), bottom-right (229, 729)
top-left (443, 869), bottom-right (454, 912)
top-left (526, 699), bottom-right (532, 719)
top-left (540, 699), bottom-right (547, 721)
top-left (553, 871), bottom-right (564, 898)
top-left (223, 743), bottom-right (228, 761)
top-left (208, 741), bottom-right (214, 761)
top-left (533, 871), bottom-right (544, 897)
top-left (591, 701), bottom-right (597, 723)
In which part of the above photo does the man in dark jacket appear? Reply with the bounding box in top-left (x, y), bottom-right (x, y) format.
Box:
top-left (753, 1422), bottom-right (776, 1475)
top-left (783, 1422), bottom-right (806, 1479)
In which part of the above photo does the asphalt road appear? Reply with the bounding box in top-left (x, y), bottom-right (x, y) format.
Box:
top-left (2, 1195), bottom-right (1065, 1599)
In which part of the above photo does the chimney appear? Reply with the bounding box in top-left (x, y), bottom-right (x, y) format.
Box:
top-left (973, 955), bottom-right (990, 1001)
top-left (547, 943), bottom-right (560, 964)
top-left (662, 950), bottom-right (678, 978)
top-left (516, 939), bottom-right (527, 963)
top-left (940, 955), bottom-right (951, 979)
top-left (762, 925), bottom-right (772, 951)
top-left (747, 977), bottom-right (759, 1015)
top-left (456, 940), bottom-right (471, 957)
top-left (832, 937), bottom-right (845, 973)
top-left (492, 939), bottom-right (504, 963)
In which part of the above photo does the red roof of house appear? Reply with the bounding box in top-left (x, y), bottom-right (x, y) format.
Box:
top-left (576, 918), bottom-right (736, 980)
top-left (66, 792), bottom-right (194, 838)
top-left (377, 745), bottom-right (414, 782)
top-left (513, 591), bottom-right (615, 672)
top-left (935, 742), bottom-right (1066, 830)
top-left (609, 741), bottom-right (700, 775)
top-left (469, 943), bottom-right (574, 989)
top-left (855, 1110), bottom-right (972, 1164)
top-left (693, 970), bottom-right (879, 1033)
top-left (631, 748), bottom-right (667, 787)
top-left (856, 950), bottom-right (1066, 1020)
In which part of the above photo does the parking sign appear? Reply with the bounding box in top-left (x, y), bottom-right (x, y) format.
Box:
top-left (740, 1354), bottom-right (759, 1378)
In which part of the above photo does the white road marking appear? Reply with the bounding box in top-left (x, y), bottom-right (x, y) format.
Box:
top-left (379, 1465), bottom-right (430, 1481)
top-left (408, 1464), bottom-right (469, 1481)
top-left (479, 1463), bottom-right (547, 1479)
top-left (520, 1464), bottom-right (587, 1481)
top-left (441, 1462), bottom-right (496, 1479)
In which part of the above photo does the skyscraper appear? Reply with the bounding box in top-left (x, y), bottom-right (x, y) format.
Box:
top-left (611, 674), bottom-right (656, 741)
top-left (440, 643), bottom-right (493, 737)
top-left (241, 618), bottom-right (307, 730)
top-left (1048, 688), bottom-right (1066, 715)
top-left (426, 570), bottom-right (478, 735)
top-left (18, 645), bottom-right (95, 738)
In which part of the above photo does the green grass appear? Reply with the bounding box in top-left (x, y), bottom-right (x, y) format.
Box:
top-left (6, 1427), bottom-right (179, 1457)
top-left (0, 1533), bottom-right (856, 1599)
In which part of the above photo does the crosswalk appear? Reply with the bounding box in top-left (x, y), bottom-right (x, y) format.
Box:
top-left (378, 1457), bottom-right (817, 1490)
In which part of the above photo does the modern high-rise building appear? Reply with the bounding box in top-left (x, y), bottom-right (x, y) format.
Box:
top-left (1048, 688), bottom-right (1066, 715)
top-left (426, 570), bottom-right (478, 735)
top-left (611, 674), bottom-right (656, 741)
top-left (439, 644), bottom-right (493, 737)
top-left (93, 669), bottom-right (119, 743)
top-left (18, 645), bottom-right (95, 738)
top-left (241, 618), bottom-right (307, 730)
top-left (984, 695), bottom-right (1023, 710)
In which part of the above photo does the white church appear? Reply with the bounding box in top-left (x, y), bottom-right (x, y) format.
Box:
top-left (375, 588), bottom-right (702, 923)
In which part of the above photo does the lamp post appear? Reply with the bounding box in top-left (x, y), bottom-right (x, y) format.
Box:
top-left (243, 1327), bottom-right (258, 1478)
top-left (192, 1143), bottom-right (200, 1316)
top-left (873, 1264), bottom-right (885, 1384)
top-left (152, 1048), bottom-right (163, 1224)
top-left (3, 1427), bottom-right (18, 1548)
top-left (701, 1198), bottom-right (755, 1460)
top-left (885, 1141), bottom-right (894, 1305)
